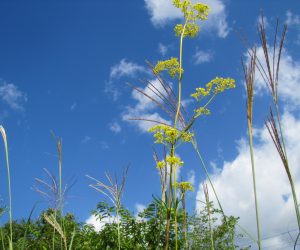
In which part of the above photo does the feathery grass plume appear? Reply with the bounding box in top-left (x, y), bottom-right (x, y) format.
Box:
top-left (33, 168), bottom-right (76, 211)
top-left (0, 126), bottom-right (13, 250)
top-left (86, 166), bottom-right (129, 250)
top-left (44, 212), bottom-right (67, 250)
top-left (265, 109), bottom-right (300, 230)
top-left (256, 16), bottom-right (300, 248)
top-left (242, 50), bottom-right (262, 250)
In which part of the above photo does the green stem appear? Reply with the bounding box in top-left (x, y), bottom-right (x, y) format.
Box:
top-left (116, 208), bottom-right (121, 250)
top-left (248, 123), bottom-right (261, 250)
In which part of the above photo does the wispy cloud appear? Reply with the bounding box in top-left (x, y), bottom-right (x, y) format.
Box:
top-left (158, 43), bottom-right (168, 57)
top-left (109, 122), bottom-right (122, 134)
top-left (285, 11), bottom-right (300, 44)
top-left (193, 49), bottom-right (214, 64)
top-left (105, 59), bottom-right (147, 101)
top-left (122, 79), bottom-right (171, 133)
top-left (144, 0), bottom-right (230, 38)
top-left (70, 102), bottom-right (77, 111)
top-left (81, 136), bottom-right (91, 144)
top-left (0, 80), bottom-right (27, 111)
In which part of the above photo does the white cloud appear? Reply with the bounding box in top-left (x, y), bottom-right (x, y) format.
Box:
top-left (144, 0), bottom-right (229, 38)
top-left (85, 214), bottom-right (119, 232)
top-left (110, 59), bottom-right (146, 79)
top-left (122, 79), bottom-right (171, 132)
top-left (187, 170), bottom-right (195, 187)
top-left (195, 110), bottom-right (300, 248)
top-left (253, 46), bottom-right (300, 106)
top-left (0, 81), bottom-right (27, 111)
top-left (105, 59), bottom-right (147, 101)
top-left (109, 122), bottom-right (122, 134)
top-left (135, 203), bottom-right (147, 220)
top-left (158, 43), bottom-right (168, 56)
top-left (193, 49), bottom-right (213, 64)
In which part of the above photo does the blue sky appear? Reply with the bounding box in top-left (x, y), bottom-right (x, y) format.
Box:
top-left (1, 0), bottom-right (300, 248)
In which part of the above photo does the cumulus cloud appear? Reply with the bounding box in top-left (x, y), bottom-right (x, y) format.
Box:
top-left (196, 111), bottom-right (300, 248)
top-left (0, 80), bottom-right (27, 111)
top-left (193, 49), bottom-right (214, 64)
top-left (195, 46), bottom-right (300, 248)
top-left (122, 79), bottom-right (171, 132)
top-left (85, 214), bottom-right (119, 232)
top-left (105, 59), bottom-right (147, 101)
top-left (144, 0), bottom-right (229, 38)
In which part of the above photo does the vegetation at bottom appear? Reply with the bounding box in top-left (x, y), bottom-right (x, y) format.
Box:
top-left (0, 200), bottom-right (246, 249)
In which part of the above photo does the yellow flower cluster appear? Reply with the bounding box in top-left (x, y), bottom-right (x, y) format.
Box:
top-left (174, 23), bottom-right (200, 38)
top-left (191, 77), bottom-right (236, 101)
top-left (172, 0), bottom-right (209, 38)
top-left (194, 107), bottom-right (210, 117)
top-left (156, 160), bottom-right (166, 169)
top-left (175, 181), bottom-right (193, 192)
top-left (166, 155), bottom-right (184, 167)
top-left (149, 124), bottom-right (193, 145)
top-left (153, 57), bottom-right (183, 78)
top-left (172, 0), bottom-right (209, 21)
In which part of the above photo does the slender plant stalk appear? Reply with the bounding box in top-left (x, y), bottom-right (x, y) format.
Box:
top-left (172, 14), bottom-right (190, 250)
top-left (248, 125), bottom-right (261, 249)
top-left (0, 126), bottom-right (13, 250)
top-left (243, 51), bottom-right (262, 250)
top-left (164, 144), bottom-right (174, 250)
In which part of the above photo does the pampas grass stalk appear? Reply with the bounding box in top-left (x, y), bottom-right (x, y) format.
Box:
top-left (87, 166), bottom-right (128, 250)
top-left (0, 126), bottom-right (13, 250)
top-left (242, 50), bottom-right (261, 250)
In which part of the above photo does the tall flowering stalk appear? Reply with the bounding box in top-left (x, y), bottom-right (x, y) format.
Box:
top-left (242, 50), bottom-right (261, 250)
top-left (128, 1), bottom-right (235, 248)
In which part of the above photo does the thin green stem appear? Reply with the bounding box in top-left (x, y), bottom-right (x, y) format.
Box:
top-left (173, 166), bottom-right (178, 250)
top-left (116, 208), bottom-right (121, 250)
top-left (248, 123), bottom-right (261, 250)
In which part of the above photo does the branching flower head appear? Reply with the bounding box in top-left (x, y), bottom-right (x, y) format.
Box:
top-left (175, 181), bottom-right (193, 192)
top-left (149, 124), bottom-right (193, 145)
top-left (153, 57), bottom-right (183, 78)
top-left (173, 0), bottom-right (210, 38)
top-left (191, 77), bottom-right (235, 101)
